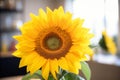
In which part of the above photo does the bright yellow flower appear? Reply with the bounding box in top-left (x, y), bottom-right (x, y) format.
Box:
top-left (102, 31), bottom-right (117, 54)
top-left (13, 6), bottom-right (94, 80)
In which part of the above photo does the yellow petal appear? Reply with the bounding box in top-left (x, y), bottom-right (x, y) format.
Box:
top-left (58, 57), bottom-right (68, 71)
top-left (47, 7), bottom-right (55, 27)
top-left (38, 9), bottom-right (48, 29)
top-left (74, 61), bottom-right (81, 69)
top-left (54, 6), bottom-right (64, 27)
top-left (65, 55), bottom-right (80, 74)
top-left (12, 50), bottom-right (24, 58)
top-left (15, 41), bottom-right (35, 52)
top-left (60, 12), bottom-right (72, 30)
top-left (50, 59), bottom-right (58, 80)
top-left (13, 35), bottom-right (23, 41)
top-left (71, 27), bottom-right (90, 41)
top-left (20, 22), bottom-right (39, 39)
top-left (58, 6), bottom-right (64, 15)
top-left (66, 53), bottom-right (81, 62)
top-left (67, 18), bottom-right (81, 33)
top-left (26, 64), bottom-right (31, 72)
top-left (42, 60), bottom-right (50, 80)
top-left (66, 58), bottom-right (78, 74)
top-left (29, 55), bottom-right (46, 74)
top-left (30, 13), bottom-right (39, 21)
top-left (19, 51), bottom-right (38, 68)
top-left (39, 8), bottom-right (47, 19)
top-left (69, 49), bottom-right (88, 61)
top-left (30, 13), bottom-right (44, 31)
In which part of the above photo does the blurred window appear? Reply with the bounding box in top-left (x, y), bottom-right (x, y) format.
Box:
top-left (73, 0), bottom-right (118, 44)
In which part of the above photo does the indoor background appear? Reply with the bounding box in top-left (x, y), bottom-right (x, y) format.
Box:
top-left (0, 0), bottom-right (120, 80)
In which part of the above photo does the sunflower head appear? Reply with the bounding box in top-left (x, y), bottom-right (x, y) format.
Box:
top-left (99, 31), bottom-right (117, 54)
top-left (13, 6), bottom-right (94, 80)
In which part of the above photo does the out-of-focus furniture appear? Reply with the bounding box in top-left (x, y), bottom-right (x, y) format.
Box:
top-left (0, 57), bottom-right (26, 78)
top-left (88, 61), bottom-right (120, 80)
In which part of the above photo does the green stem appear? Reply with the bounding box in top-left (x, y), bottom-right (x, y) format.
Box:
top-left (60, 76), bottom-right (66, 80)
top-left (34, 73), bottom-right (44, 79)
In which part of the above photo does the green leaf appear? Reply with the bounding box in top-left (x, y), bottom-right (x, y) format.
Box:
top-left (48, 74), bottom-right (55, 80)
top-left (64, 72), bottom-right (85, 80)
top-left (81, 62), bottom-right (91, 80)
top-left (22, 70), bottom-right (44, 80)
top-left (58, 70), bottom-right (68, 79)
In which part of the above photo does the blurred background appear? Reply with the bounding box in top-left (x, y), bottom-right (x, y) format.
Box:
top-left (0, 0), bottom-right (120, 80)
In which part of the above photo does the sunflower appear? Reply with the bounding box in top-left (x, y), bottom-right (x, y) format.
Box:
top-left (99, 31), bottom-right (117, 54)
top-left (13, 6), bottom-right (94, 80)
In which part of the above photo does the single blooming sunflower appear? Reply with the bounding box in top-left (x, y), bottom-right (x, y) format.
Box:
top-left (99, 31), bottom-right (117, 54)
top-left (13, 6), bottom-right (94, 80)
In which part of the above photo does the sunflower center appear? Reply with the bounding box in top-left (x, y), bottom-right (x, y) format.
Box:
top-left (43, 33), bottom-right (62, 50)
top-left (35, 27), bottom-right (72, 59)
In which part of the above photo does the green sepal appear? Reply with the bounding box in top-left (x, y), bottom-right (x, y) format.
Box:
top-left (48, 73), bottom-right (55, 80)
top-left (81, 62), bottom-right (91, 80)
top-left (22, 70), bottom-right (56, 80)
top-left (64, 72), bottom-right (85, 80)
top-left (22, 70), bottom-right (44, 80)
top-left (58, 69), bottom-right (68, 80)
